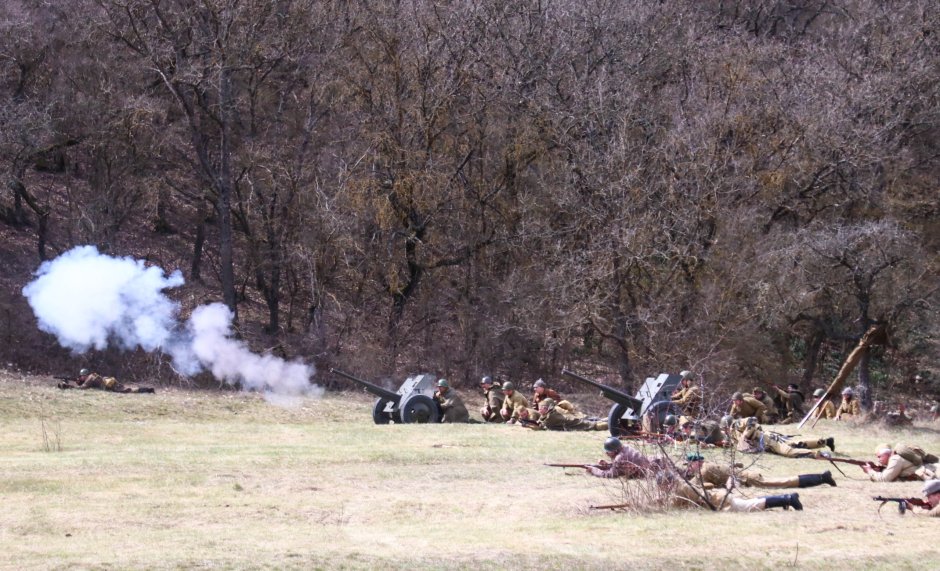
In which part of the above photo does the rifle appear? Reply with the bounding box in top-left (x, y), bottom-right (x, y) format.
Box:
top-left (815, 455), bottom-right (921, 481)
top-left (590, 503), bottom-right (630, 510)
top-left (517, 418), bottom-right (541, 429)
top-left (544, 462), bottom-right (604, 469)
top-left (872, 496), bottom-right (931, 514)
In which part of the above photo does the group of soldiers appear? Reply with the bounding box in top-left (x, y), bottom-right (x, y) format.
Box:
top-left (432, 375), bottom-right (609, 431)
top-left (726, 384), bottom-right (862, 424)
top-left (560, 370), bottom-right (940, 515)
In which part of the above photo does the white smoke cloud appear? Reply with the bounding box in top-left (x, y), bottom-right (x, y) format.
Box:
top-left (22, 245), bottom-right (321, 399)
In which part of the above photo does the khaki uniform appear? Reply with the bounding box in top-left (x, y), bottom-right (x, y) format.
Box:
top-left (813, 399), bottom-right (836, 420)
top-left (735, 421), bottom-right (826, 458)
top-left (73, 373), bottom-right (154, 393)
top-left (690, 420), bottom-right (725, 446)
top-left (671, 384), bottom-right (702, 419)
top-left (730, 396), bottom-right (766, 421)
top-left (500, 391), bottom-right (529, 422)
top-left (835, 397), bottom-right (860, 419)
top-left (771, 387), bottom-right (805, 423)
top-left (869, 444), bottom-right (938, 482)
top-left (929, 503), bottom-right (940, 518)
top-left (687, 462), bottom-right (801, 489)
top-left (588, 445), bottom-right (658, 479)
top-left (752, 393), bottom-right (778, 423)
top-left (669, 478), bottom-right (767, 512)
top-left (533, 388), bottom-right (576, 414)
top-left (537, 408), bottom-right (608, 432)
top-left (480, 386), bottom-right (505, 422)
top-left (434, 388), bottom-right (469, 423)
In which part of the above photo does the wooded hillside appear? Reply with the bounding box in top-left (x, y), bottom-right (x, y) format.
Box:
top-left (1, 0), bottom-right (937, 402)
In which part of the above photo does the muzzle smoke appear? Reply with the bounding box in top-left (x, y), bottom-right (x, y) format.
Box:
top-left (22, 245), bottom-right (321, 399)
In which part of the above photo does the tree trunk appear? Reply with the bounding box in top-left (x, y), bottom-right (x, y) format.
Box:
top-left (217, 66), bottom-right (238, 319)
top-left (801, 328), bottom-right (824, 385)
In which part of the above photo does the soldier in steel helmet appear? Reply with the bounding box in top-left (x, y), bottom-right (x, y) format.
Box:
top-left (433, 379), bottom-right (469, 423)
top-left (479, 376), bottom-right (505, 422)
top-left (835, 387), bottom-right (861, 420)
top-left (670, 371), bottom-right (702, 421)
top-left (499, 381), bottom-right (529, 424)
top-left (811, 388), bottom-right (837, 420)
top-left (683, 452), bottom-right (835, 490)
top-left (587, 437), bottom-right (665, 479)
top-left (729, 391), bottom-right (767, 421)
top-left (535, 398), bottom-right (608, 432)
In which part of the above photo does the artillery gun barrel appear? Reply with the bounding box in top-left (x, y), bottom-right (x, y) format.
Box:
top-left (329, 368), bottom-right (401, 403)
top-left (561, 368), bottom-right (643, 411)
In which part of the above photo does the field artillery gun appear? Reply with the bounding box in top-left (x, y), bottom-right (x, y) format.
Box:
top-left (561, 369), bottom-right (682, 436)
top-left (330, 368), bottom-right (441, 424)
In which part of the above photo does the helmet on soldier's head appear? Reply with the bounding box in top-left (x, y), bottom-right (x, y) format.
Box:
top-left (540, 398), bottom-right (556, 410)
top-left (502, 381), bottom-right (514, 391)
top-left (663, 414), bottom-right (678, 426)
top-left (732, 391), bottom-right (744, 401)
top-left (680, 370), bottom-right (692, 379)
top-left (437, 379), bottom-right (449, 388)
top-left (753, 387), bottom-right (764, 395)
top-left (79, 368), bottom-right (89, 376)
top-left (603, 436), bottom-right (623, 453)
top-left (720, 415), bottom-right (733, 429)
top-left (813, 388), bottom-right (825, 398)
top-left (480, 376), bottom-right (493, 385)
top-left (533, 379), bottom-right (546, 389)
top-left (841, 387), bottom-right (854, 396)
top-left (685, 452), bottom-right (704, 462)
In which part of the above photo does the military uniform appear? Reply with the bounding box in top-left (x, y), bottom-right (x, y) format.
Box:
top-left (480, 385), bottom-right (505, 422)
top-left (689, 420), bottom-right (724, 446)
top-left (835, 397), bottom-right (860, 419)
top-left (68, 372), bottom-right (154, 393)
top-left (532, 388), bottom-right (576, 414)
top-left (500, 391), bottom-right (529, 422)
top-left (813, 399), bottom-right (837, 420)
top-left (771, 386), bottom-right (805, 423)
top-left (729, 396), bottom-right (767, 422)
top-left (434, 388), bottom-right (469, 423)
top-left (751, 391), bottom-right (779, 423)
top-left (667, 478), bottom-right (794, 512)
top-left (733, 419), bottom-right (830, 458)
top-left (588, 444), bottom-right (659, 479)
top-left (869, 444), bottom-right (938, 482)
top-left (537, 408), bottom-right (608, 432)
top-left (671, 384), bottom-right (702, 419)
top-left (686, 461), bottom-right (832, 489)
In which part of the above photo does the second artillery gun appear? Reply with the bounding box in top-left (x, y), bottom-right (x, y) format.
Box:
top-left (561, 368), bottom-right (682, 436)
top-left (330, 368), bottom-right (441, 424)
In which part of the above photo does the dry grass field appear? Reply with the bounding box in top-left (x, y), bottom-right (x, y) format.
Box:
top-left (1, 368), bottom-right (939, 570)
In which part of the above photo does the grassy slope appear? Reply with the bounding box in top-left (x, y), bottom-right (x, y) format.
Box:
top-left (1, 369), bottom-right (939, 570)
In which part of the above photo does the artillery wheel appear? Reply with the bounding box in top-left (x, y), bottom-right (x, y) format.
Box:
top-left (644, 400), bottom-right (680, 432)
top-left (372, 397), bottom-right (400, 424)
top-left (400, 394), bottom-right (440, 424)
top-left (607, 403), bottom-right (633, 437)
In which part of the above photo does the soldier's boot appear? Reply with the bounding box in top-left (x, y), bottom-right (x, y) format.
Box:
top-left (764, 493), bottom-right (803, 511)
top-left (798, 471), bottom-right (836, 488)
top-left (826, 437), bottom-right (835, 452)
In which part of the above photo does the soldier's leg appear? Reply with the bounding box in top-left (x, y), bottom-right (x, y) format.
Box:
top-left (593, 420), bottom-right (609, 431)
top-left (768, 439), bottom-right (815, 459)
top-left (739, 470), bottom-right (798, 488)
top-left (790, 437), bottom-right (829, 450)
top-left (726, 497), bottom-right (768, 512)
top-left (762, 494), bottom-right (803, 510)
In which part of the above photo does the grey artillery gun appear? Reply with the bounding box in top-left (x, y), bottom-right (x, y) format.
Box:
top-left (330, 368), bottom-right (441, 424)
top-left (561, 369), bottom-right (682, 436)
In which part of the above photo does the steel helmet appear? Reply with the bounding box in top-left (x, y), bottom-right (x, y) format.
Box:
top-left (540, 398), bottom-right (556, 410)
top-left (533, 379), bottom-right (546, 388)
top-left (680, 370), bottom-right (692, 379)
top-left (437, 379), bottom-right (449, 388)
top-left (841, 387), bottom-right (854, 396)
top-left (480, 376), bottom-right (493, 385)
top-left (813, 388), bottom-right (825, 398)
top-left (603, 436), bottom-right (623, 453)
top-left (79, 368), bottom-right (90, 376)
top-left (663, 414), bottom-right (678, 426)
top-left (731, 391), bottom-right (744, 401)
top-left (720, 415), bottom-right (733, 429)
top-left (502, 381), bottom-right (514, 391)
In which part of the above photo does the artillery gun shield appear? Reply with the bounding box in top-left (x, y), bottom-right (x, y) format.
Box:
top-left (400, 393), bottom-right (440, 423)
